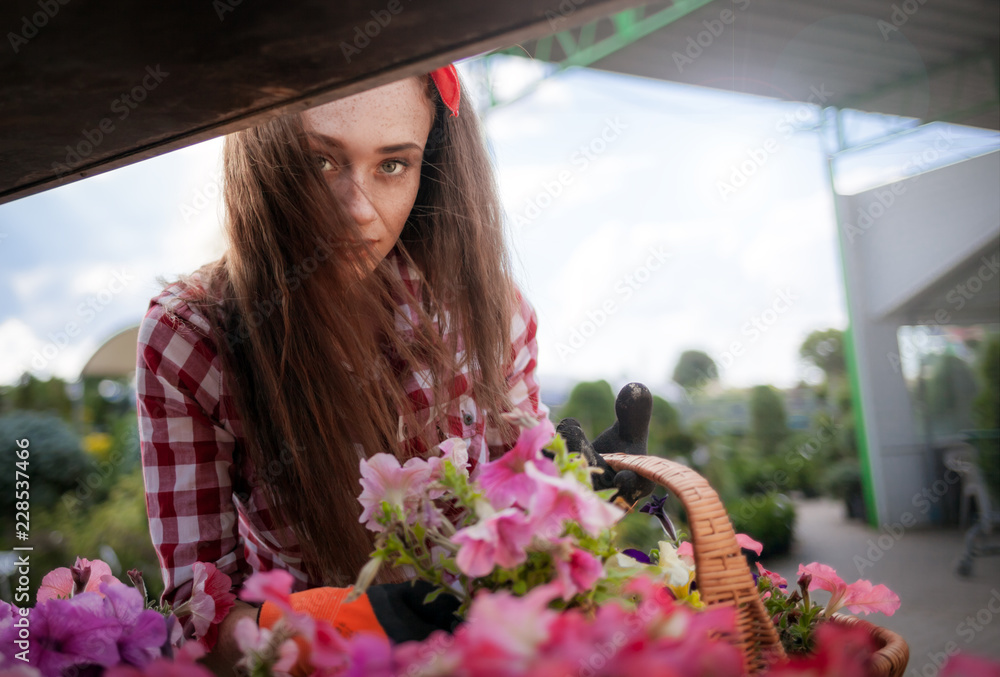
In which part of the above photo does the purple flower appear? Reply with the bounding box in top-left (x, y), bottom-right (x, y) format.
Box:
top-left (640, 493), bottom-right (677, 541)
top-left (622, 548), bottom-right (652, 564)
top-left (29, 592), bottom-right (121, 676)
top-left (0, 600), bottom-right (22, 667)
top-left (100, 580), bottom-right (167, 667)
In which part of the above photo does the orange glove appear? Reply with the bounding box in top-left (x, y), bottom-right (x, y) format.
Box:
top-left (257, 581), bottom-right (460, 676)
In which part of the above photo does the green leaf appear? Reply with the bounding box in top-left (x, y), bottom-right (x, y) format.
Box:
top-left (423, 587), bottom-right (446, 605)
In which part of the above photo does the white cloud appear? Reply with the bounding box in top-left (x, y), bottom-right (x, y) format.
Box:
top-left (0, 318), bottom-right (37, 383)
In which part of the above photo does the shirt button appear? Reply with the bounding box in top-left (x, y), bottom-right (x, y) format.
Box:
top-left (462, 411), bottom-right (474, 426)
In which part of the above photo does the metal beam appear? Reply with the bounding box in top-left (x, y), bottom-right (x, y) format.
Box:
top-left (497, 0), bottom-right (717, 69)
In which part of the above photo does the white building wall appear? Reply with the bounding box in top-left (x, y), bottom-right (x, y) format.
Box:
top-left (836, 150), bottom-right (1000, 526)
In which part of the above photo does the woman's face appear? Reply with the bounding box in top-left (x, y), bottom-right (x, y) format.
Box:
top-left (302, 77), bottom-right (434, 270)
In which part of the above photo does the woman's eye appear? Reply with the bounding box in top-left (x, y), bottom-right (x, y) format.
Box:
top-left (316, 155), bottom-right (335, 172)
top-left (380, 160), bottom-right (407, 176)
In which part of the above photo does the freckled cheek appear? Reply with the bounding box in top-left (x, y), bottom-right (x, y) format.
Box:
top-left (381, 177), bottom-right (422, 232)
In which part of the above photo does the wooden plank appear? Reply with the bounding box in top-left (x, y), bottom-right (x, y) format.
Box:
top-left (0, 0), bottom-right (646, 205)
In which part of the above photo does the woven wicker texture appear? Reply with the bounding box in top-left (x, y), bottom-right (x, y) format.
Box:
top-left (832, 613), bottom-right (910, 677)
top-left (602, 453), bottom-right (908, 676)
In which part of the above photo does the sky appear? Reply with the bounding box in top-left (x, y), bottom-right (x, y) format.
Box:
top-left (1, 56), bottom-right (997, 400)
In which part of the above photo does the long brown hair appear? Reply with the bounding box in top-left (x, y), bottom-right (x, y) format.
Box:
top-left (160, 73), bottom-right (519, 587)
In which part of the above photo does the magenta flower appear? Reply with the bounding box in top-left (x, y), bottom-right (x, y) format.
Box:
top-left (105, 654), bottom-right (216, 677)
top-left (341, 633), bottom-right (394, 677)
top-left (29, 592), bottom-right (122, 676)
top-left (767, 619), bottom-right (877, 675)
top-left (941, 653), bottom-right (1000, 677)
top-left (38, 557), bottom-right (120, 603)
top-left (358, 453), bottom-right (437, 532)
top-left (477, 417), bottom-right (559, 510)
top-left (552, 548), bottom-right (604, 600)
top-left (452, 508), bottom-right (534, 577)
top-left (0, 665), bottom-right (43, 676)
top-left (0, 601), bottom-right (25, 670)
top-left (798, 562), bottom-right (900, 617)
top-left (100, 581), bottom-right (167, 668)
top-left (755, 562), bottom-right (788, 589)
top-left (524, 460), bottom-right (623, 537)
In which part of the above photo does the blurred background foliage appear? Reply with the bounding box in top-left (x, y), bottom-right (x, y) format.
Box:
top-left (0, 326), bottom-right (995, 603)
top-left (0, 374), bottom-right (162, 604)
top-left (601, 327), bottom-right (998, 562)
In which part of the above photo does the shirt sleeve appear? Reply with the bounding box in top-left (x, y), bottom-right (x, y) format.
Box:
top-left (136, 298), bottom-right (246, 611)
top-left (486, 287), bottom-right (551, 459)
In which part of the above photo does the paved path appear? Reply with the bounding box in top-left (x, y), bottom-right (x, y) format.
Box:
top-left (761, 498), bottom-right (1000, 676)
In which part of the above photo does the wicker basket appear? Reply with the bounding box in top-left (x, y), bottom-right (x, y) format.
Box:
top-left (602, 453), bottom-right (909, 676)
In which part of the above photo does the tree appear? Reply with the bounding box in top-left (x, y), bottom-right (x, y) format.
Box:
top-left (556, 380), bottom-right (616, 439)
top-left (749, 385), bottom-right (788, 455)
top-left (648, 395), bottom-right (693, 457)
top-left (672, 350), bottom-right (718, 392)
top-left (800, 329), bottom-right (846, 381)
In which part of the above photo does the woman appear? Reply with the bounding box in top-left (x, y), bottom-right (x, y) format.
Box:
top-left (135, 65), bottom-right (548, 669)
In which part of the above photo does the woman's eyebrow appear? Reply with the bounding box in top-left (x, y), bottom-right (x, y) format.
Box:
top-left (306, 131), bottom-right (422, 154)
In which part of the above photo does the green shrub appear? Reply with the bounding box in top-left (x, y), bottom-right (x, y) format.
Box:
top-left (727, 492), bottom-right (796, 557)
top-left (0, 410), bottom-right (94, 515)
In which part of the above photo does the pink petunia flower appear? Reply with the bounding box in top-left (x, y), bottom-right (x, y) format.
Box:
top-left (676, 540), bottom-right (696, 566)
top-left (552, 548), bottom-right (604, 600)
top-left (452, 508), bottom-right (534, 577)
top-left (736, 533), bottom-right (764, 556)
top-left (840, 579), bottom-right (901, 616)
top-left (358, 453), bottom-right (437, 532)
top-left (798, 562), bottom-right (900, 617)
top-left (437, 437), bottom-right (470, 476)
top-left (37, 557), bottom-right (120, 603)
top-left (524, 460), bottom-right (623, 538)
top-left (239, 569), bottom-right (295, 616)
top-left (477, 418), bottom-right (559, 510)
top-left (756, 562), bottom-right (788, 588)
top-left (171, 562), bottom-right (235, 648)
top-left (461, 582), bottom-right (563, 660)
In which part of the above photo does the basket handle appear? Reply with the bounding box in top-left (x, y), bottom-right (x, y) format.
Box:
top-left (602, 453), bottom-right (787, 674)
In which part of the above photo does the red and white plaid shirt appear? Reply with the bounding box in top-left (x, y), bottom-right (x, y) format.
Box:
top-left (136, 248), bottom-right (548, 609)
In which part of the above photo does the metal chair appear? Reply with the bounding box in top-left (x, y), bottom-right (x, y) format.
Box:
top-left (942, 442), bottom-right (1000, 577)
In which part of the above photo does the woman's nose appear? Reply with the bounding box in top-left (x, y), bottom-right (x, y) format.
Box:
top-left (335, 175), bottom-right (378, 226)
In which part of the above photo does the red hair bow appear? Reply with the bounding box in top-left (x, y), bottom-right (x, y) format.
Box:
top-left (429, 64), bottom-right (460, 117)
